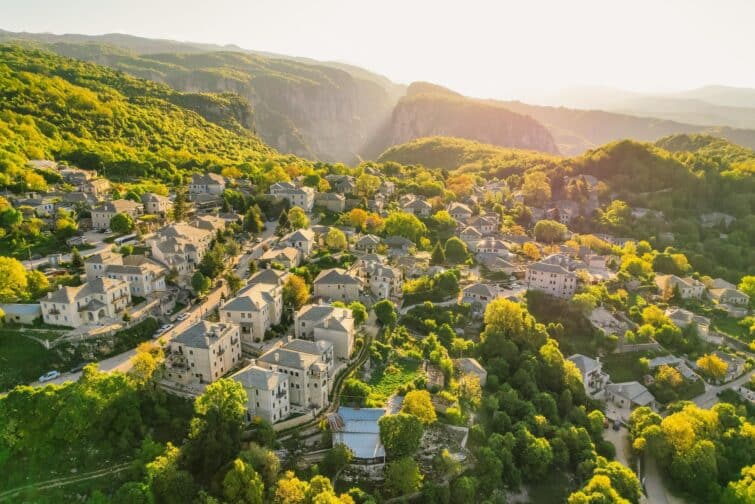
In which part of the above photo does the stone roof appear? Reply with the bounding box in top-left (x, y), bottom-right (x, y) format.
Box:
top-left (96, 199), bottom-right (142, 214)
top-left (568, 354), bottom-right (601, 376)
top-left (191, 172), bottom-right (225, 185)
top-left (314, 268), bottom-right (361, 286)
top-left (173, 321), bottom-right (234, 349)
top-left (45, 277), bottom-right (125, 303)
top-left (233, 365), bottom-right (286, 391)
top-left (606, 381), bottom-right (655, 406)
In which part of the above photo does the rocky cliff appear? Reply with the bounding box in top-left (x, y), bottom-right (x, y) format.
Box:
top-left (363, 82), bottom-right (559, 158)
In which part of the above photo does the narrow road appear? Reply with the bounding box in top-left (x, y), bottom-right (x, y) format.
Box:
top-left (643, 456), bottom-right (669, 504)
top-left (0, 462), bottom-right (131, 500)
top-left (693, 369), bottom-right (755, 409)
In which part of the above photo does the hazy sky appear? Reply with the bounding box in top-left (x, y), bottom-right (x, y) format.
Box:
top-left (3, 0), bottom-right (754, 100)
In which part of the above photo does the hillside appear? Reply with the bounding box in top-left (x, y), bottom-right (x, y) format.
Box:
top-left (365, 82), bottom-right (558, 158)
top-left (499, 100), bottom-right (755, 155)
top-left (0, 30), bottom-right (403, 163)
top-left (378, 136), bottom-right (562, 176)
top-left (0, 44), bottom-right (286, 186)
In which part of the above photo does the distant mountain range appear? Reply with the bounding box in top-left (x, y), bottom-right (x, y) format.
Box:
top-left (3, 29), bottom-right (755, 161)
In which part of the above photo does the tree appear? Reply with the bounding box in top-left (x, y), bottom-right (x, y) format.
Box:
top-left (182, 379), bottom-right (248, 482)
top-left (110, 212), bottom-right (135, 234)
top-left (431, 210), bottom-right (458, 240)
top-left (739, 276), bottom-right (755, 307)
top-left (373, 299), bottom-right (397, 327)
top-left (451, 476), bottom-right (477, 503)
top-left (342, 378), bottom-right (372, 407)
top-left (26, 269), bottom-right (49, 300)
top-left (68, 246), bottom-right (85, 270)
top-left (191, 271), bottom-right (212, 296)
top-left (378, 413), bottom-right (424, 459)
top-left (444, 237), bottom-right (468, 263)
top-left (385, 457), bottom-right (423, 496)
top-left (384, 211), bottom-right (427, 243)
top-left (348, 301), bottom-right (367, 325)
top-left (696, 353), bottom-right (728, 381)
top-left (112, 482), bottom-right (153, 504)
top-left (276, 209), bottom-right (291, 235)
top-left (325, 228), bottom-right (347, 251)
top-left (172, 188), bottom-right (188, 222)
top-left (0, 257), bottom-right (28, 303)
top-left (129, 341), bottom-right (163, 386)
top-left (722, 465), bottom-right (755, 504)
top-left (223, 458), bottom-right (265, 504)
top-left (430, 242), bottom-right (445, 265)
top-left (458, 375), bottom-right (482, 408)
top-left (401, 390), bottom-right (437, 424)
top-left (534, 220), bottom-right (567, 243)
top-left (54, 214), bottom-right (78, 238)
top-left (199, 243), bottom-right (226, 278)
top-left (288, 207), bottom-right (309, 231)
top-left (224, 272), bottom-right (243, 296)
top-left (522, 241), bottom-right (541, 260)
top-left (147, 443), bottom-right (197, 504)
top-left (244, 205), bottom-right (264, 234)
top-left (594, 460), bottom-right (642, 504)
top-left (522, 172), bottom-right (551, 206)
top-left (283, 274), bottom-right (309, 310)
top-left (274, 471), bottom-right (308, 504)
top-left (356, 173), bottom-right (381, 197)
top-left (571, 292), bottom-right (597, 315)
top-left (321, 444), bottom-right (353, 477)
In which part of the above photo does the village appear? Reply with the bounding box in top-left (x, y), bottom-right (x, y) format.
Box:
top-left (1, 158), bottom-right (753, 501)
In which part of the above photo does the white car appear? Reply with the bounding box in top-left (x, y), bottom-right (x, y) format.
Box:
top-left (39, 370), bottom-right (60, 383)
top-left (176, 313), bottom-right (189, 321)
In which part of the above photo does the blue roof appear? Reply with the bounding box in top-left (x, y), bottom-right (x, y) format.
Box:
top-left (332, 407), bottom-right (386, 460)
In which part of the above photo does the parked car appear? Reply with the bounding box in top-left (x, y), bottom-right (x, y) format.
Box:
top-left (176, 313), bottom-right (189, 321)
top-left (613, 419), bottom-right (621, 431)
top-left (39, 371), bottom-right (60, 383)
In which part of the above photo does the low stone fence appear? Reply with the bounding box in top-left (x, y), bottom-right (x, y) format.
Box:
top-left (615, 342), bottom-right (662, 353)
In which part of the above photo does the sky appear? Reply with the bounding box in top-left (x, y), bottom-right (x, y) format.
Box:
top-left (2, 0), bottom-right (754, 100)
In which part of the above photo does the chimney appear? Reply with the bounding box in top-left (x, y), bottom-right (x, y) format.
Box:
top-left (274, 352), bottom-right (279, 362)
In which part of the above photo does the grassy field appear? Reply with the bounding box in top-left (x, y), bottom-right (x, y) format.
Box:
top-left (602, 350), bottom-right (666, 383)
top-left (711, 314), bottom-right (752, 342)
top-left (366, 358), bottom-right (422, 406)
top-left (0, 328), bottom-right (71, 390)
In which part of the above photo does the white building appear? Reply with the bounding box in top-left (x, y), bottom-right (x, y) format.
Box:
top-left (655, 275), bottom-right (706, 300)
top-left (567, 354), bottom-right (609, 396)
top-left (525, 261), bottom-right (578, 298)
top-left (281, 228), bottom-right (316, 257)
top-left (447, 202), bottom-right (472, 222)
top-left (257, 339), bottom-right (333, 410)
top-left (141, 193), bottom-right (173, 216)
top-left (91, 199), bottom-right (144, 230)
top-left (295, 304), bottom-right (355, 360)
top-left (221, 269), bottom-right (285, 347)
top-left (189, 173), bottom-right (226, 195)
top-left (233, 365), bottom-right (290, 424)
top-left (85, 251), bottom-right (167, 297)
top-left (313, 268), bottom-right (362, 303)
top-left (270, 182), bottom-right (316, 212)
top-left (462, 283), bottom-right (499, 310)
top-left (165, 321), bottom-right (242, 385)
top-left (40, 278), bottom-right (131, 327)
top-left (147, 223), bottom-right (214, 281)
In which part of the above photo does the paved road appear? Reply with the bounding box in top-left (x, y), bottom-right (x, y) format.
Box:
top-left (693, 369), bottom-right (755, 409)
top-left (23, 231), bottom-right (113, 270)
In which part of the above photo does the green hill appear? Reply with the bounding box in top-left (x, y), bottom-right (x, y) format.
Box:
top-left (0, 44), bottom-right (284, 186)
top-left (377, 136), bottom-right (562, 176)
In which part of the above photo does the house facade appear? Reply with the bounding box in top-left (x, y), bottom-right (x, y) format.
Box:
top-left (220, 270), bottom-right (284, 347)
top-left (40, 278), bottom-right (131, 327)
top-left (233, 365), bottom-right (290, 424)
top-left (189, 173), bottom-right (226, 195)
top-left (295, 304), bottom-right (355, 360)
top-left (91, 199), bottom-right (144, 230)
top-left (85, 251), bottom-right (167, 297)
top-left (270, 182), bottom-right (316, 211)
top-left (166, 321), bottom-right (241, 385)
top-left (313, 268), bottom-right (362, 303)
top-left (525, 261), bottom-right (578, 298)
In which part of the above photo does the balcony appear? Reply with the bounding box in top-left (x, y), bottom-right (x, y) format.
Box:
top-left (275, 390), bottom-right (287, 399)
top-left (47, 308), bottom-right (61, 315)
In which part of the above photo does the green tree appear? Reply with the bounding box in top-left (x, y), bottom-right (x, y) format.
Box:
top-left (276, 209), bottom-right (291, 235)
top-left (321, 444), bottom-right (353, 477)
top-left (373, 299), bottom-right (397, 327)
top-left (244, 205), bottom-right (264, 234)
top-left (191, 271), bottom-right (212, 296)
top-left (0, 256), bottom-right (28, 302)
top-left (112, 482), bottom-right (154, 504)
top-left (223, 458), bottom-right (265, 504)
top-left (110, 212), bottom-right (135, 234)
top-left (356, 173), bottom-right (381, 197)
top-left (348, 301), bottom-right (367, 325)
top-left (739, 276), bottom-right (755, 307)
top-left (451, 476), bottom-right (478, 503)
top-left (70, 246), bottom-right (84, 268)
top-left (378, 413), bottom-right (424, 459)
top-left (172, 188), bottom-right (188, 222)
top-left (444, 237), bottom-right (468, 263)
top-left (182, 379), bottom-right (248, 482)
top-left (199, 243), bottom-right (226, 278)
top-left (325, 228), bottom-right (347, 251)
top-left (430, 241), bottom-right (446, 265)
top-left (288, 207), bottom-right (309, 231)
top-left (225, 272), bottom-right (243, 296)
top-left (722, 465), bottom-right (755, 504)
top-left (283, 274), bottom-right (309, 310)
top-left (401, 390), bottom-right (437, 424)
top-left (384, 211), bottom-right (427, 243)
top-left (522, 171), bottom-right (551, 206)
top-left (385, 457), bottom-right (423, 496)
top-left (342, 378), bottom-right (372, 407)
top-left (431, 210), bottom-right (458, 241)
top-left (534, 219), bottom-right (567, 243)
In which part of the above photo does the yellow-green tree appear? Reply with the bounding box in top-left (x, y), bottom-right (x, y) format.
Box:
top-left (696, 354), bottom-right (728, 381)
top-left (400, 390), bottom-right (437, 424)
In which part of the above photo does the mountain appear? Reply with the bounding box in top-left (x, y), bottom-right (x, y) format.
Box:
top-left (378, 136), bottom-right (562, 175)
top-left (0, 29), bottom-right (404, 163)
top-left (365, 82), bottom-right (558, 158)
top-left (0, 44), bottom-right (284, 185)
top-left (531, 85), bottom-right (755, 130)
top-left (498, 100), bottom-right (755, 155)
